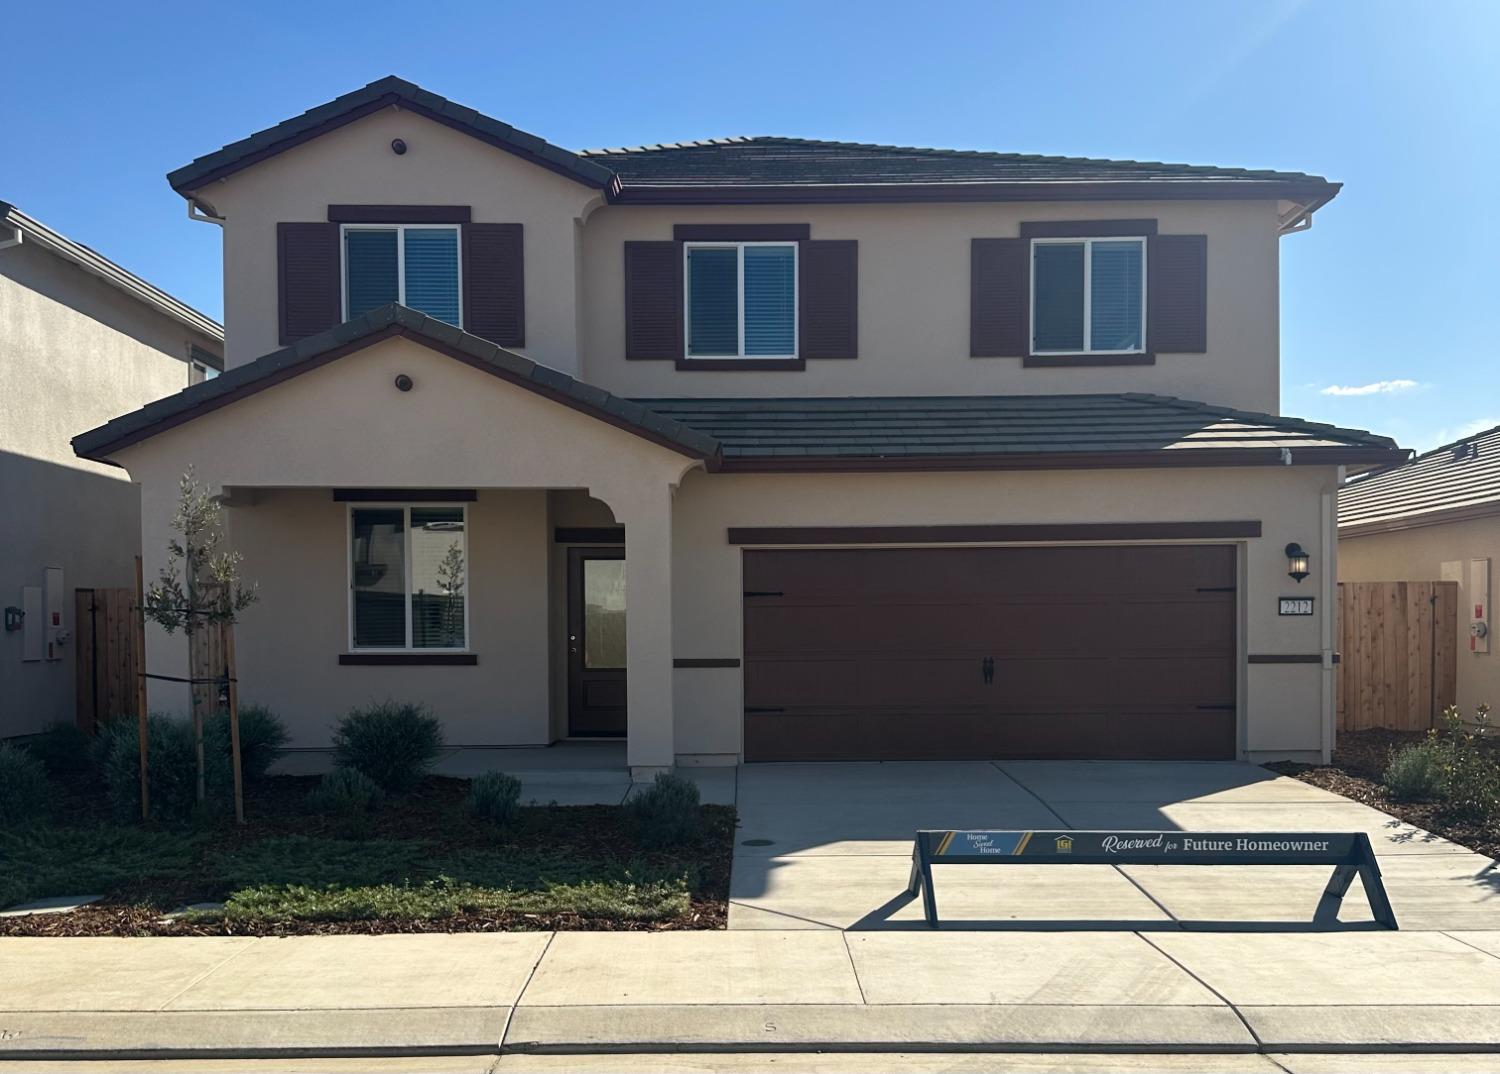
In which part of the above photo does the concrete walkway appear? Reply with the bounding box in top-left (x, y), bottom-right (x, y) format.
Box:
top-left (730, 761), bottom-right (1500, 931)
top-left (4, 929), bottom-right (1500, 1059)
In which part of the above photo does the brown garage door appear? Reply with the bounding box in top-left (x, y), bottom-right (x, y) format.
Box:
top-left (743, 545), bottom-right (1236, 761)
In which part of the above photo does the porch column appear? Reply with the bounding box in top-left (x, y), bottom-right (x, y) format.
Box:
top-left (611, 481), bottom-right (675, 778)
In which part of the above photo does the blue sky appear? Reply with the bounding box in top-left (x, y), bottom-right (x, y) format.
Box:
top-left (3, 1), bottom-right (1494, 451)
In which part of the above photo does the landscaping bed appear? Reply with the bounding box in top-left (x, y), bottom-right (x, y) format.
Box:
top-left (0, 771), bottom-right (735, 936)
top-left (1268, 728), bottom-right (1500, 861)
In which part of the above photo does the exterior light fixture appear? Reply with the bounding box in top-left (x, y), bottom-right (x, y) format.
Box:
top-left (1285, 543), bottom-right (1310, 583)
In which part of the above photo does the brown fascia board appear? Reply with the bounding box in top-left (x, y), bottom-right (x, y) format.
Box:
top-left (715, 445), bottom-right (1407, 474)
top-left (727, 521), bottom-right (1263, 545)
top-left (1339, 498), bottom-right (1500, 539)
top-left (72, 308), bottom-right (720, 467)
top-left (611, 179), bottom-right (1342, 206)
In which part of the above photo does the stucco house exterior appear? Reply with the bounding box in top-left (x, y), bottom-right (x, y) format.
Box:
top-left (1, 202), bottom-right (223, 739)
top-left (73, 77), bottom-right (1405, 775)
top-left (1340, 426), bottom-right (1500, 719)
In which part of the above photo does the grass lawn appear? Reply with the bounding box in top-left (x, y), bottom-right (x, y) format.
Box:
top-left (0, 771), bottom-right (735, 936)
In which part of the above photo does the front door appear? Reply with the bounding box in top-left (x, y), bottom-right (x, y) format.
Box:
top-left (567, 548), bottom-right (627, 736)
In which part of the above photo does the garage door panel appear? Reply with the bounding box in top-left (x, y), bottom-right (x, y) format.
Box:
top-left (742, 546), bottom-right (1237, 761)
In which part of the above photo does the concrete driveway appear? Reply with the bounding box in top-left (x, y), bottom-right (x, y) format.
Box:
top-left (729, 761), bottom-right (1500, 931)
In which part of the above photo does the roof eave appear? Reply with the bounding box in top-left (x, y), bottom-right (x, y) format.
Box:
top-left (716, 445), bottom-right (1407, 474)
top-left (1340, 499), bottom-right (1500, 539)
top-left (610, 179), bottom-right (1341, 206)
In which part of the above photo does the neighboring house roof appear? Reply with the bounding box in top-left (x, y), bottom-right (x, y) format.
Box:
top-left (166, 77), bottom-right (1338, 213)
top-left (70, 304), bottom-right (719, 464)
top-left (636, 394), bottom-right (1403, 472)
top-left (72, 307), bottom-right (1402, 474)
top-left (167, 76), bottom-right (618, 197)
top-left (0, 201), bottom-right (224, 342)
top-left (1340, 424), bottom-right (1500, 536)
top-left (582, 136), bottom-right (1339, 208)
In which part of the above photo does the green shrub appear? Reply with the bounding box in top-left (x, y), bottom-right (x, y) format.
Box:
top-left (308, 766), bottom-right (384, 836)
top-left (22, 722), bottom-right (94, 778)
top-left (205, 704), bottom-right (288, 782)
top-left (0, 742), bottom-right (51, 826)
top-left (627, 772), bottom-right (702, 849)
top-left (469, 771), bottom-right (523, 826)
top-left (1383, 740), bottom-right (1444, 802)
top-left (96, 713), bottom-right (231, 823)
top-left (331, 701), bottom-right (444, 793)
top-left (1432, 705), bottom-right (1500, 823)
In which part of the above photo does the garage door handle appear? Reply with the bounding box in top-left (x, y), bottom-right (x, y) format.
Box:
top-left (745, 707), bottom-right (785, 714)
top-left (981, 656), bottom-right (994, 685)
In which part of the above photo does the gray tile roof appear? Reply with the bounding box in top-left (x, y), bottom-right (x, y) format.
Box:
top-left (1340, 424), bottom-right (1500, 533)
top-left (634, 394), bottom-right (1401, 467)
top-left (583, 136), bottom-right (1335, 192)
top-left (167, 78), bottom-right (1336, 206)
top-left (71, 305), bottom-right (718, 463)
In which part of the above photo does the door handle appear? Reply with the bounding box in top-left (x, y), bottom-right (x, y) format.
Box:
top-left (981, 656), bottom-right (995, 685)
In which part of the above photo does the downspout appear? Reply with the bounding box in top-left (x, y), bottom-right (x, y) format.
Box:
top-left (1320, 467), bottom-right (1343, 762)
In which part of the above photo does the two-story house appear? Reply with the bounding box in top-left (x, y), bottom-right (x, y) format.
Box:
top-left (2, 201), bottom-right (222, 740)
top-left (73, 77), bottom-right (1404, 775)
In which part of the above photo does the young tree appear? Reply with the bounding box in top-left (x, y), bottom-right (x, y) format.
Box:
top-left (143, 468), bottom-right (258, 817)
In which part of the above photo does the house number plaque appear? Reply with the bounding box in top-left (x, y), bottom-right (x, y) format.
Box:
top-left (1279, 597), bottom-right (1315, 616)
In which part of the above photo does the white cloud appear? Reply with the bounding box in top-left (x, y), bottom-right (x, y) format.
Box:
top-left (1320, 379), bottom-right (1421, 397)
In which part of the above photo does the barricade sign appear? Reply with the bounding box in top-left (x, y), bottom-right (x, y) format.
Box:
top-left (906, 829), bottom-right (1398, 929)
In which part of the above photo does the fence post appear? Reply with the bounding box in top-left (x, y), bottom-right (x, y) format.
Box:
top-left (134, 556), bottom-right (149, 821)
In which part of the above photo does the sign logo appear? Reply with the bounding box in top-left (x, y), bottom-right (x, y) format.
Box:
top-left (1054, 835), bottom-right (1073, 852)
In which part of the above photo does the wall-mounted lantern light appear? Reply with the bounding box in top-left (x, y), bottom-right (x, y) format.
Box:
top-left (1285, 542), bottom-right (1311, 583)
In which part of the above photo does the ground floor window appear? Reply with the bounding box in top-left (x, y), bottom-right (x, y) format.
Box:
top-left (348, 505), bottom-right (467, 650)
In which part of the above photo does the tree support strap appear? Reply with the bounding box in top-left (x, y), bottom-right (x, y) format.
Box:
top-left (906, 829), bottom-right (1397, 930)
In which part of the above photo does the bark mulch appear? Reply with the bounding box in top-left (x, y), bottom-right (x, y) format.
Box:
top-left (1266, 729), bottom-right (1499, 861)
top-left (0, 773), bottom-right (735, 937)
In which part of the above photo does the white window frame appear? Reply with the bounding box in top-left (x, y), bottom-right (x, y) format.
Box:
top-left (1029, 236), bottom-right (1147, 356)
top-left (683, 241), bottom-right (799, 361)
top-left (340, 223), bottom-right (464, 327)
top-left (346, 503), bottom-right (470, 653)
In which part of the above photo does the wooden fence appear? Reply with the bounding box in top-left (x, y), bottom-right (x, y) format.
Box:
top-left (74, 587), bottom-right (139, 733)
top-left (1337, 581), bottom-right (1457, 732)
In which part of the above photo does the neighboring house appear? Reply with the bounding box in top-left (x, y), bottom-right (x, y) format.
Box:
top-left (1340, 426), bottom-right (1500, 718)
top-left (72, 77), bottom-right (1404, 774)
top-left (1, 202), bottom-right (223, 738)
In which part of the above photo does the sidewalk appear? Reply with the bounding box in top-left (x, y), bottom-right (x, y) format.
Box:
top-left (4, 929), bottom-right (1500, 1060)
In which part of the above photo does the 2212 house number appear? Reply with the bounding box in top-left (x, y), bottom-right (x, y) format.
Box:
top-left (1279, 597), bottom-right (1315, 616)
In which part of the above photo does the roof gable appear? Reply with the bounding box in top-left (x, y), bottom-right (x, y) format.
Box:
top-left (71, 305), bottom-right (719, 464)
top-left (168, 77), bottom-right (618, 197)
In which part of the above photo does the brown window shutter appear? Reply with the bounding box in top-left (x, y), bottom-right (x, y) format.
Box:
top-left (970, 238), bottom-right (1027, 357)
top-left (798, 240), bottom-right (858, 359)
top-left (277, 222), bottom-right (340, 345)
top-left (1147, 234), bottom-right (1207, 353)
top-left (623, 240), bottom-right (683, 360)
top-left (463, 223), bottom-right (525, 347)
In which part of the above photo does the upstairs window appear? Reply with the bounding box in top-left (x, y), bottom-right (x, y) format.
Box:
top-left (685, 242), bottom-right (797, 359)
top-left (1031, 237), bottom-right (1145, 355)
top-left (349, 505), bottom-right (467, 651)
top-left (343, 224), bottom-right (462, 327)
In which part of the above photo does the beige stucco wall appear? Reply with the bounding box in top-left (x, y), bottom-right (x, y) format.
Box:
top-left (0, 240), bottom-right (220, 738)
top-left (205, 106), bottom-right (599, 372)
top-left (1340, 515), bottom-right (1500, 717)
top-left (107, 336), bottom-right (696, 764)
top-left (202, 107), bottom-right (1283, 413)
top-left (669, 463), bottom-right (1340, 763)
top-left (580, 199), bottom-right (1282, 412)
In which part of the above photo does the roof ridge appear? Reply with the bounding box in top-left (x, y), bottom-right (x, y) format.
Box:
top-left (578, 134), bottom-right (1323, 181)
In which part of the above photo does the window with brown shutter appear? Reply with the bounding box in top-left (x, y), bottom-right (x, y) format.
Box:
top-left (278, 222), bottom-right (341, 345)
top-left (463, 223), bottom-right (525, 348)
top-left (623, 240), bottom-right (684, 360)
